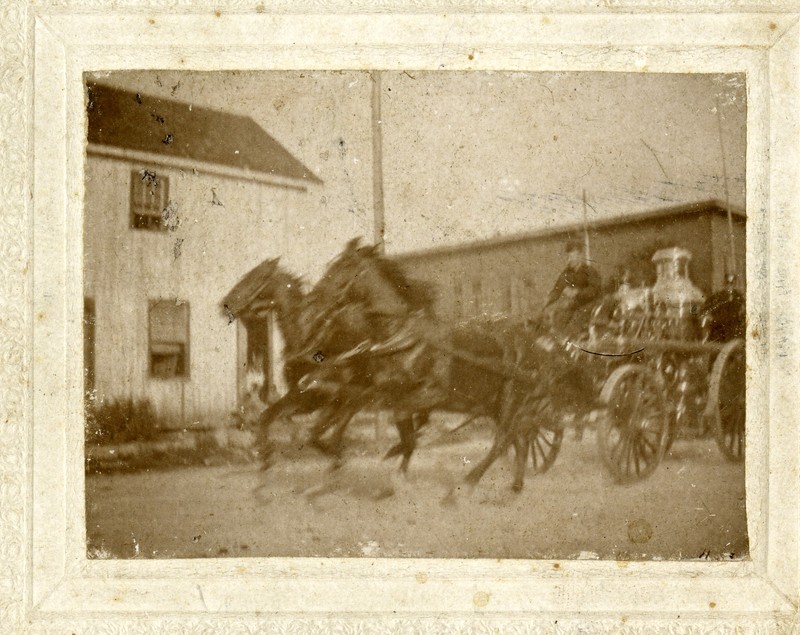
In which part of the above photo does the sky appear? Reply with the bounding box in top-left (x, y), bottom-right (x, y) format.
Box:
top-left (90, 70), bottom-right (746, 257)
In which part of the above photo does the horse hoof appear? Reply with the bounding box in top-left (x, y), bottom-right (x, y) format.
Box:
top-left (440, 489), bottom-right (458, 508)
top-left (383, 444), bottom-right (402, 460)
top-left (257, 453), bottom-right (274, 471)
top-left (511, 483), bottom-right (523, 494)
top-left (372, 486), bottom-right (395, 501)
top-left (311, 439), bottom-right (335, 457)
top-left (463, 473), bottom-right (480, 488)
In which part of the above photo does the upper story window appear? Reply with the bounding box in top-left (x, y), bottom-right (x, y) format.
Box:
top-left (130, 169), bottom-right (168, 231)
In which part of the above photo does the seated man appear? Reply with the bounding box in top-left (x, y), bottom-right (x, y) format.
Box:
top-left (543, 239), bottom-right (602, 337)
top-left (704, 273), bottom-right (745, 343)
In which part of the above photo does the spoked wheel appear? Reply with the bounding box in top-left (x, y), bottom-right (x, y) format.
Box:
top-left (514, 394), bottom-right (563, 475)
top-left (707, 339), bottom-right (745, 463)
top-left (528, 425), bottom-right (564, 474)
top-left (598, 364), bottom-right (669, 484)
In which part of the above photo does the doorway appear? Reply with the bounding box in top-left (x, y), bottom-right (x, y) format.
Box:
top-left (236, 314), bottom-right (274, 405)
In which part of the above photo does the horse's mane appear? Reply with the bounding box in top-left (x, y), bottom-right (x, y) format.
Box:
top-left (278, 268), bottom-right (305, 294)
top-left (360, 244), bottom-right (437, 312)
top-left (308, 238), bottom-right (361, 297)
top-left (310, 238), bottom-right (436, 312)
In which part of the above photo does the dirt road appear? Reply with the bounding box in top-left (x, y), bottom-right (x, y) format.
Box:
top-left (86, 419), bottom-right (748, 561)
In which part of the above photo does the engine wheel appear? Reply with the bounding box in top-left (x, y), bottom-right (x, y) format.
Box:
top-left (598, 364), bottom-right (669, 484)
top-left (707, 339), bottom-right (746, 463)
top-left (528, 423), bottom-right (564, 474)
top-left (513, 394), bottom-right (563, 475)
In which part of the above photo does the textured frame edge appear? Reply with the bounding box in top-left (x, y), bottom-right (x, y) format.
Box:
top-left (2, 2), bottom-right (798, 633)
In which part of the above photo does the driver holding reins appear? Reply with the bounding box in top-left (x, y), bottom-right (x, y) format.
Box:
top-left (542, 239), bottom-right (602, 337)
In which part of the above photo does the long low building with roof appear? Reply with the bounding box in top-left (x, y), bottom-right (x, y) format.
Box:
top-left (392, 200), bottom-right (746, 322)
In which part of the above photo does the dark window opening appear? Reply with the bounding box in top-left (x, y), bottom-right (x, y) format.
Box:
top-left (149, 300), bottom-right (189, 379)
top-left (131, 169), bottom-right (169, 231)
top-left (237, 315), bottom-right (274, 405)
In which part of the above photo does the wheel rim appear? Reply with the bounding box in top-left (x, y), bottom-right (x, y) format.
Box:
top-left (514, 395), bottom-right (563, 475)
top-left (600, 366), bottom-right (667, 483)
top-left (528, 424), bottom-right (564, 473)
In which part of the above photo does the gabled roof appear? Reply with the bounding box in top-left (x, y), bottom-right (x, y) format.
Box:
top-left (86, 82), bottom-right (321, 184)
top-left (393, 199), bottom-right (746, 263)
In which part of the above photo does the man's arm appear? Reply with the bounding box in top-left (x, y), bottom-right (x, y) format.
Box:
top-left (574, 265), bottom-right (602, 305)
top-left (546, 271), bottom-right (568, 306)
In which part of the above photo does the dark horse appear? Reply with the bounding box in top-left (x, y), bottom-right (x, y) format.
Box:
top-left (225, 239), bottom-right (561, 491)
top-left (299, 240), bottom-right (437, 470)
top-left (293, 239), bottom-right (560, 492)
top-left (223, 240), bottom-right (435, 472)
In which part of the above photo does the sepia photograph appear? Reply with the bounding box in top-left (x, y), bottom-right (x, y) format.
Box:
top-left (83, 69), bottom-right (747, 562)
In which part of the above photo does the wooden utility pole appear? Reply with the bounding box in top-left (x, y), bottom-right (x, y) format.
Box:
top-left (371, 70), bottom-right (386, 253)
top-left (370, 70), bottom-right (386, 442)
top-left (582, 189), bottom-right (591, 261)
top-left (716, 97), bottom-right (736, 281)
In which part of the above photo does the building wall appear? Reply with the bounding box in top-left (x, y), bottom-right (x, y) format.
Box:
top-left (710, 213), bottom-right (747, 289)
top-left (590, 213), bottom-right (715, 292)
top-left (84, 153), bottom-right (320, 426)
top-left (396, 209), bottom-right (746, 322)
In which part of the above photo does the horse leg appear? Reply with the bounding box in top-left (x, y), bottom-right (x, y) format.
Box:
top-left (414, 410), bottom-right (431, 433)
top-left (384, 414), bottom-right (407, 459)
top-left (466, 375), bottom-right (522, 487)
top-left (255, 394), bottom-right (299, 470)
top-left (385, 406), bottom-right (432, 472)
top-left (401, 410), bottom-right (431, 472)
top-left (387, 412), bottom-right (416, 474)
top-left (464, 430), bottom-right (515, 486)
top-left (308, 400), bottom-right (339, 456)
top-left (323, 399), bottom-right (362, 469)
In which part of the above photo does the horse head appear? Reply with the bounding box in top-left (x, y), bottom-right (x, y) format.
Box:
top-left (222, 256), bottom-right (307, 347)
top-left (223, 257), bottom-right (281, 318)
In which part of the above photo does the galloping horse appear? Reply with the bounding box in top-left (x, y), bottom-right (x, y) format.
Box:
top-left (299, 240), bottom-right (558, 492)
top-left (223, 240), bottom-right (434, 471)
top-left (225, 239), bottom-right (557, 491)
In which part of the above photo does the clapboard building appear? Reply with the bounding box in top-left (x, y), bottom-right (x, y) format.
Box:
top-left (84, 83), bottom-right (321, 427)
top-left (393, 200), bottom-right (746, 321)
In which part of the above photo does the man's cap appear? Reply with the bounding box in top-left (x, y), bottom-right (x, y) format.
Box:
top-left (565, 239), bottom-right (583, 254)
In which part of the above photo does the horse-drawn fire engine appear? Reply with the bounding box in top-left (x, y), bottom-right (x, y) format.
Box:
top-left (225, 239), bottom-right (746, 490)
top-left (518, 246), bottom-right (746, 484)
